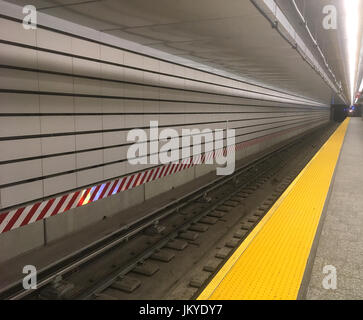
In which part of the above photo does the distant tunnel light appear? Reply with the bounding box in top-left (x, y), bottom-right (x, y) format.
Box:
top-left (345, 0), bottom-right (360, 104)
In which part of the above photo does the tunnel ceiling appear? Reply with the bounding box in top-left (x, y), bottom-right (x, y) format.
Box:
top-left (4, 0), bottom-right (363, 105)
top-left (276, 0), bottom-right (363, 105)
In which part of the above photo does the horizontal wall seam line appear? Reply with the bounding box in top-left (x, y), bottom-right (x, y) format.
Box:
top-left (0, 88), bottom-right (323, 109)
top-left (0, 110), bottom-right (325, 116)
top-left (0, 114), bottom-right (327, 165)
top-left (0, 119), bottom-right (327, 214)
top-left (0, 111), bottom-right (324, 116)
top-left (0, 116), bottom-right (327, 189)
top-left (0, 64), bottom-right (318, 105)
top-left (0, 16), bottom-right (318, 103)
top-left (0, 113), bottom-right (327, 141)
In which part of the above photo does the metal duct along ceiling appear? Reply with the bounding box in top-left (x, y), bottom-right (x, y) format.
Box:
top-left (276, 0), bottom-right (363, 105)
top-left (4, 0), bottom-right (360, 105)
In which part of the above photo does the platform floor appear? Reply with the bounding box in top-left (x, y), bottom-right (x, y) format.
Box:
top-left (305, 117), bottom-right (363, 300)
top-left (198, 118), bottom-right (351, 300)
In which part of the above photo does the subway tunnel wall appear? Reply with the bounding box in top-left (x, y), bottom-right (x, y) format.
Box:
top-left (331, 105), bottom-right (348, 122)
top-left (0, 16), bottom-right (331, 262)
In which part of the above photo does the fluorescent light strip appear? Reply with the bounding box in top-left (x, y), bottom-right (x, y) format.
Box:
top-left (345, 0), bottom-right (360, 104)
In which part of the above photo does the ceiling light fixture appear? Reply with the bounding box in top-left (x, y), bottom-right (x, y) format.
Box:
top-left (345, 0), bottom-right (360, 104)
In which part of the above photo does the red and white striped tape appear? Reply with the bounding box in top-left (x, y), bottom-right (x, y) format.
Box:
top-left (0, 122), bottom-right (320, 234)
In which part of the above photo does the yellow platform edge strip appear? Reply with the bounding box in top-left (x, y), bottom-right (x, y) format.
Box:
top-left (197, 119), bottom-right (350, 300)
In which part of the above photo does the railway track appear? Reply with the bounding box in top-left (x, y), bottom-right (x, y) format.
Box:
top-left (0, 123), bottom-right (338, 300)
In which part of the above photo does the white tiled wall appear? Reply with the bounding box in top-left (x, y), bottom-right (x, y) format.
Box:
top-left (0, 16), bottom-right (330, 209)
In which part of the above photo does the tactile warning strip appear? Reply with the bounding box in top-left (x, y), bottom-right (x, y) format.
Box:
top-left (198, 118), bottom-right (350, 300)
